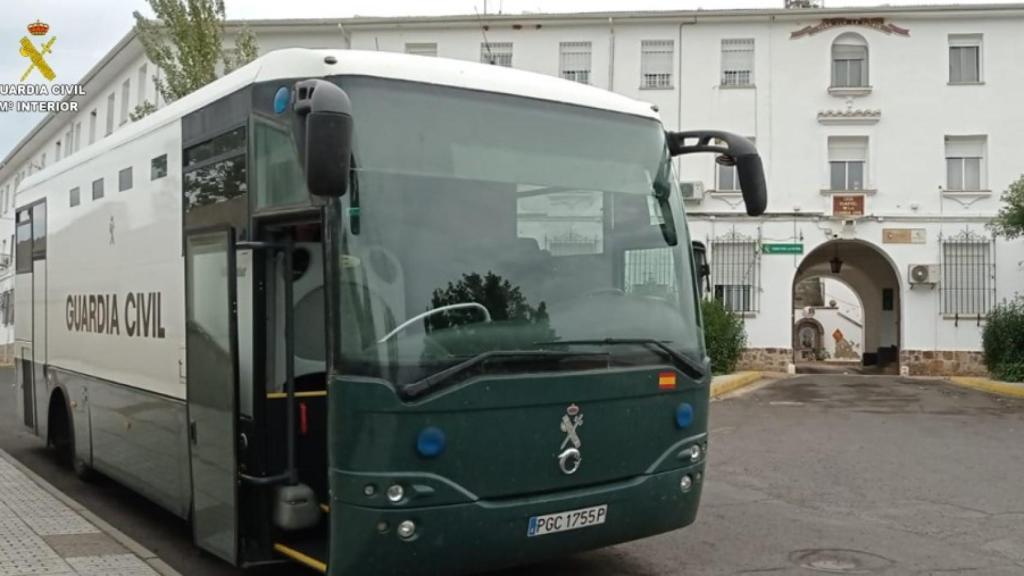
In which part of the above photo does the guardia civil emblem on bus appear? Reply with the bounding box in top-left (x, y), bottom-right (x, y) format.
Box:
top-left (14, 48), bottom-right (766, 574)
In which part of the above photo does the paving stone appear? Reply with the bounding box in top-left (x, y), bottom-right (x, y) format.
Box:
top-left (64, 555), bottom-right (158, 576)
top-left (41, 534), bottom-right (126, 559)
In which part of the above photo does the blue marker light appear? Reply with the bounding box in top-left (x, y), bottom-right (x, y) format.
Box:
top-left (273, 86), bottom-right (290, 114)
top-left (675, 403), bottom-right (694, 429)
top-left (416, 426), bottom-right (446, 458)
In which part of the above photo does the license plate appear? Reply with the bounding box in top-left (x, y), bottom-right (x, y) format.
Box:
top-left (527, 504), bottom-right (607, 537)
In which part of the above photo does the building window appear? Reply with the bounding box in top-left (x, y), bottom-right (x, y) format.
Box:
top-left (89, 109), bottom-right (97, 144)
top-left (73, 122), bottom-right (82, 153)
top-left (405, 42), bottom-right (437, 57)
top-left (945, 136), bottom-right (986, 191)
top-left (119, 167), bottom-right (133, 191)
top-left (92, 178), bottom-right (104, 200)
top-left (151, 154), bottom-right (168, 180)
top-left (55, 140), bottom-right (62, 162)
top-left (120, 79), bottom-right (131, 125)
top-left (831, 33), bottom-right (868, 88)
top-left (559, 41), bottom-right (592, 84)
top-left (106, 93), bottom-right (115, 135)
top-left (949, 34), bottom-right (982, 84)
top-left (40, 153), bottom-right (46, 169)
top-left (137, 64), bottom-right (148, 106)
top-left (641, 40), bottom-right (674, 89)
top-left (717, 137), bottom-right (755, 191)
top-left (941, 231), bottom-right (994, 317)
top-left (69, 187), bottom-right (80, 207)
top-left (828, 136), bottom-right (867, 190)
top-left (721, 38), bottom-right (754, 87)
top-left (480, 42), bottom-right (513, 67)
top-left (710, 230), bottom-right (760, 313)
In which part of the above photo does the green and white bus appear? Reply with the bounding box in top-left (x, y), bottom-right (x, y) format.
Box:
top-left (14, 48), bottom-right (766, 574)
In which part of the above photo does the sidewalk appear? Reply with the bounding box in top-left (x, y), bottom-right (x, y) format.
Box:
top-left (0, 449), bottom-right (177, 576)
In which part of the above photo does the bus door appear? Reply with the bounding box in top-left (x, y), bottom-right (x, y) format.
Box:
top-left (184, 228), bottom-right (240, 565)
top-left (14, 202), bottom-right (45, 432)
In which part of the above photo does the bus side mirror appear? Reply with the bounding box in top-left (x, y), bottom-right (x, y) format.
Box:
top-left (666, 130), bottom-right (767, 216)
top-left (293, 79), bottom-right (353, 197)
top-left (691, 241), bottom-right (710, 293)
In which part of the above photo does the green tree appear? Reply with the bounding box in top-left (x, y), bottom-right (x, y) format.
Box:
top-left (701, 298), bottom-right (747, 374)
top-left (132, 0), bottom-right (259, 119)
top-left (990, 175), bottom-right (1024, 239)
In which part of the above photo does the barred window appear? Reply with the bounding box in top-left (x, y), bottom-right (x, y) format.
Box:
top-left (641, 40), bottom-right (674, 89)
top-left (721, 38), bottom-right (754, 87)
top-left (941, 231), bottom-right (995, 317)
top-left (405, 42), bottom-right (437, 57)
top-left (710, 233), bottom-right (760, 313)
top-left (625, 247), bottom-right (677, 299)
top-left (481, 42), bottom-right (513, 67)
top-left (559, 42), bottom-right (592, 84)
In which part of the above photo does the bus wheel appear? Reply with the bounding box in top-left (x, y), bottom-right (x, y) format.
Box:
top-left (47, 391), bottom-right (93, 481)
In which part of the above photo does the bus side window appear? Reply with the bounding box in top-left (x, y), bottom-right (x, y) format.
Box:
top-left (15, 210), bottom-right (32, 274)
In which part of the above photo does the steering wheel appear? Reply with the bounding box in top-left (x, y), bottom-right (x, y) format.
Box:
top-left (377, 302), bottom-right (492, 344)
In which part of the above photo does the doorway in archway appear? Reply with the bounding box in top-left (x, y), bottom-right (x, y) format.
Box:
top-left (792, 240), bottom-right (901, 373)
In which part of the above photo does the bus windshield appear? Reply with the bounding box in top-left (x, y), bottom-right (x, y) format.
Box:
top-left (332, 76), bottom-right (701, 390)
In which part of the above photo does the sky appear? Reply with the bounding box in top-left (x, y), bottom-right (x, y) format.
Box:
top-left (1, 0), bottom-right (1019, 161)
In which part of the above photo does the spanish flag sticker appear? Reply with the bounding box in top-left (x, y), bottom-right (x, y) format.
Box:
top-left (658, 371), bottom-right (677, 390)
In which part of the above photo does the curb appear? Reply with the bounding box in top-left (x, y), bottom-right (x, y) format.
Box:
top-left (947, 376), bottom-right (1024, 399)
top-left (711, 371), bottom-right (764, 399)
top-left (0, 449), bottom-right (183, 576)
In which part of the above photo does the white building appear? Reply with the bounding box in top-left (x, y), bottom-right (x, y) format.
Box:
top-left (2, 3), bottom-right (1023, 374)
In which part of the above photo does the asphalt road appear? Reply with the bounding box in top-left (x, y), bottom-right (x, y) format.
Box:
top-left (3, 371), bottom-right (1024, 575)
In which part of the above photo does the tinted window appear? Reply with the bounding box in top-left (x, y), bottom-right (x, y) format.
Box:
top-left (119, 167), bottom-right (133, 191)
top-left (184, 127), bottom-right (246, 168)
top-left (92, 178), bottom-right (104, 200)
top-left (184, 128), bottom-right (248, 232)
top-left (70, 187), bottom-right (80, 207)
top-left (15, 211), bottom-right (31, 274)
top-left (31, 202), bottom-right (45, 259)
top-left (151, 154), bottom-right (168, 180)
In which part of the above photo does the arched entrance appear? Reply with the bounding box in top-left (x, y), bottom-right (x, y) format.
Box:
top-left (792, 240), bottom-right (901, 372)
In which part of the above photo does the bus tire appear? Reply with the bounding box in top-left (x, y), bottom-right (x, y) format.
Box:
top-left (47, 390), bottom-right (93, 481)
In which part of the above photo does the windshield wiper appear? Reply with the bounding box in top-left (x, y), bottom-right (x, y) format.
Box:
top-left (401, 349), bottom-right (610, 400)
top-left (533, 338), bottom-right (705, 380)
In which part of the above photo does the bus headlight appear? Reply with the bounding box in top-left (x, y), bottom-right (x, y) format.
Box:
top-left (397, 520), bottom-right (416, 540)
top-left (386, 484), bottom-right (404, 503)
top-left (680, 474), bottom-right (693, 493)
top-left (689, 444), bottom-right (701, 462)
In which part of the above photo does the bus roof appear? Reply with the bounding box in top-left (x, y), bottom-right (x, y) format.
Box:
top-left (257, 49), bottom-right (660, 120)
top-left (17, 49), bottom-right (659, 204)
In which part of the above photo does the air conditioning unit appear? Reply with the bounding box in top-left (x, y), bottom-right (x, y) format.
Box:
top-left (908, 264), bottom-right (939, 286)
top-left (680, 181), bottom-right (705, 201)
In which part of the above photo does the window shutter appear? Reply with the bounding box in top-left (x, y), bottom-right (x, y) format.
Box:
top-left (828, 137), bottom-right (867, 162)
top-left (945, 136), bottom-right (984, 158)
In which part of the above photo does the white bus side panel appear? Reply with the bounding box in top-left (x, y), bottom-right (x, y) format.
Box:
top-left (43, 120), bottom-right (186, 401)
top-left (19, 120), bottom-right (191, 517)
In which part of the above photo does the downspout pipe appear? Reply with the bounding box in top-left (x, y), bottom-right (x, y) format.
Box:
top-left (608, 17), bottom-right (615, 91)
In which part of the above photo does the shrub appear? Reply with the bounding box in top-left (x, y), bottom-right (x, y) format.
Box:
top-left (982, 296), bottom-right (1024, 382)
top-left (701, 298), bottom-right (747, 375)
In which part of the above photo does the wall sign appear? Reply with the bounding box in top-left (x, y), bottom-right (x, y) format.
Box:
top-left (832, 195), bottom-right (865, 217)
top-left (762, 243), bottom-right (804, 255)
top-left (791, 18), bottom-right (910, 39)
top-left (883, 228), bottom-right (926, 244)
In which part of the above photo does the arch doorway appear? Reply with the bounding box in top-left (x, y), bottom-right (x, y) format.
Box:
top-left (792, 240), bottom-right (901, 372)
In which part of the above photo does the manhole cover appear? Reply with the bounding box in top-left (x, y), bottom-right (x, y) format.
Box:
top-left (790, 549), bottom-right (893, 573)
